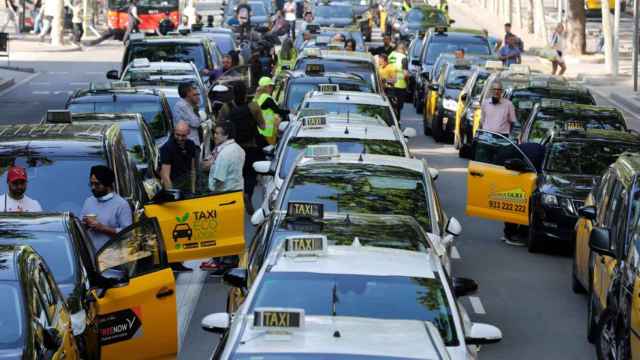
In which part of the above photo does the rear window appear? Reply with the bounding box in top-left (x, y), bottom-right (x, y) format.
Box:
top-left (527, 110), bottom-right (627, 143)
top-left (294, 59), bottom-right (377, 91)
top-left (285, 82), bottom-right (372, 111)
top-left (128, 43), bottom-right (207, 71)
top-left (424, 36), bottom-right (490, 65)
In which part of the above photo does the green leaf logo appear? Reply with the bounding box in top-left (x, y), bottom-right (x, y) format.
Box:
top-left (175, 216), bottom-right (181, 223)
top-left (176, 212), bottom-right (190, 223)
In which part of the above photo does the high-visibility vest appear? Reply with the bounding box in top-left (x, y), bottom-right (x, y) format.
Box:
top-left (256, 92), bottom-right (276, 141)
top-left (275, 48), bottom-right (297, 76)
top-left (388, 51), bottom-right (407, 89)
top-left (402, 0), bottom-right (411, 11)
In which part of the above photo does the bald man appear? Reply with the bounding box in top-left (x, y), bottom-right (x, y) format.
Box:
top-left (159, 121), bottom-right (198, 193)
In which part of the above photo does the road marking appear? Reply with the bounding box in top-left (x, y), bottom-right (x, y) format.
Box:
top-left (469, 296), bottom-right (486, 314)
top-left (438, 167), bottom-right (468, 173)
top-left (69, 82), bottom-right (89, 86)
top-left (451, 246), bottom-right (461, 259)
top-left (176, 260), bottom-right (207, 351)
top-left (0, 72), bottom-right (40, 97)
top-left (32, 90), bottom-right (50, 95)
top-left (85, 71), bottom-right (105, 75)
top-left (30, 82), bottom-right (50, 86)
top-left (48, 71), bottom-right (69, 75)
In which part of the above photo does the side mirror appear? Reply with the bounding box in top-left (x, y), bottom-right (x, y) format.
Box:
top-left (403, 127), bottom-right (417, 138)
top-left (251, 208), bottom-right (267, 225)
top-left (504, 158), bottom-right (530, 172)
top-left (201, 313), bottom-right (230, 334)
top-left (279, 121), bottom-right (290, 132)
top-left (411, 59), bottom-right (421, 66)
top-left (453, 277), bottom-right (478, 297)
top-left (446, 217), bottom-right (462, 236)
top-left (421, 71), bottom-right (430, 82)
top-left (460, 93), bottom-right (468, 102)
top-left (589, 227), bottom-right (615, 258)
top-left (96, 268), bottom-right (130, 298)
top-left (465, 323), bottom-right (502, 345)
top-left (223, 268), bottom-right (247, 288)
top-left (449, 19), bottom-right (456, 25)
top-left (42, 327), bottom-right (62, 350)
top-left (253, 161), bottom-right (274, 175)
top-left (578, 205), bottom-right (596, 221)
top-left (429, 83), bottom-right (439, 91)
top-left (262, 145), bottom-right (275, 156)
top-left (152, 188), bottom-right (182, 203)
top-left (428, 167), bottom-right (439, 180)
top-left (106, 70), bottom-right (119, 80)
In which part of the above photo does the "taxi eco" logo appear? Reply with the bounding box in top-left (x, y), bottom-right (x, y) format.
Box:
top-left (172, 210), bottom-right (218, 244)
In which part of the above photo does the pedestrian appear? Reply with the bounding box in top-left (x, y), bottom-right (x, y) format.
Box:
top-left (81, 165), bottom-right (132, 252)
top-left (38, 0), bottom-right (55, 40)
top-left (369, 33), bottom-right (395, 56)
top-left (550, 23), bottom-right (566, 75)
top-left (274, 38), bottom-right (297, 76)
top-left (160, 120), bottom-right (198, 193)
top-left (200, 121), bottom-right (245, 273)
top-left (378, 53), bottom-right (395, 86)
top-left (1, 0), bottom-right (20, 34)
top-left (388, 42), bottom-right (409, 120)
top-left (298, 10), bottom-right (312, 33)
top-left (344, 38), bottom-right (356, 51)
top-left (499, 34), bottom-right (521, 67)
top-left (30, 0), bottom-right (43, 34)
top-left (255, 76), bottom-right (289, 145)
top-left (480, 82), bottom-right (516, 137)
top-left (122, 0), bottom-right (141, 43)
top-left (283, 0), bottom-right (296, 39)
top-left (178, 15), bottom-right (189, 30)
top-left (173, 83), bottom-right (202, 145)
top-left (0, 166), bottom-right (42, 212)
top-left (71, 1), bottom-right (83, 46)
top-left (502, 23), bottom-right (523, 51)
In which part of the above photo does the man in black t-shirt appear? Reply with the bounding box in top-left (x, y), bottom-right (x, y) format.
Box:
top-left (159, 121), bottom-right (198, 194)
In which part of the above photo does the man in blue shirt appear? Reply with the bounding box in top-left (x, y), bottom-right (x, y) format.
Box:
top-left (81, 165), bottom-right (133, 253)
top-left (499, 34), bottom-right (521, 67)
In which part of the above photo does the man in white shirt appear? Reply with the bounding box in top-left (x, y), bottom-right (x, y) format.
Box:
top-left (480, 82), bottom-right (517, 137)
top-left (0, 166), bottom-right (42, 212)
top-left (208, 122), bottom-right (245, 193)
top-left (173, 83), bottom-right (202, 145)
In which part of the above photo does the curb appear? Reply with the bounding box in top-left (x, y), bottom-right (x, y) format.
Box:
top-left (0, 65), bottom-right (36, 73)
top-left (0, 78), bottom-right (15, 93)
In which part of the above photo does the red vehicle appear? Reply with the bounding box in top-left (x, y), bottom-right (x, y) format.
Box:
top-left (108, 0), bottom-right (180, 36)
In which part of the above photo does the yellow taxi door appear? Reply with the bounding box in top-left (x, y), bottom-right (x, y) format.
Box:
top-left (454, 92), bottom-right (465, 143)
top-left (95, 218), bottom-right (177, 360)
top-left (631, 274), bottom-right (640, 356)
top-left (472, 107), bottom-right (482, 136)
top-left (144, 190), bottom-right (245, 263)
top-left (466, 130), bottom-right (537, 225)
top-left (574, 216), bottom-right (594, 286)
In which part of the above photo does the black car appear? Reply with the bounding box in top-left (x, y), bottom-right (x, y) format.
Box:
top-left (273, 70), bottom-right (374, 112)
top-left (426, 60), bottom-right (474, 142)
top-left (528, 129), bottom-right (640, 252)
top-left (122, 36), bottom-right (217, 74)
top-left (65, 85), bottom-right (174, 143)
top-left (313, 3), bottom-right (355, 27)
top-left (296, 29), bottom-right (366, 52)
top-left (191, 27), bottom-right (239, 58)
top-left (0, 244), bottom-right (81, 360)
top-left (397, 5), bottom-right (450, 41)
top-left (455, 66), bottom-right (492, 157)
top-left (519, 103), bottom-right (627, 144)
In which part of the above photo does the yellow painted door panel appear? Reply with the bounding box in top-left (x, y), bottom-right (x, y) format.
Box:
top-left (454, 94), bottom-right (465, 141)
top-left (631, 277), bottom-right (640, 357)
top-left (466, 161), bottom-right (536, 225)
top-left (472, 108), bottom-right (481, 136)
top-left (98, 268), bottom-right (177, 360)
top-left (428, 91), bottom-right (438, 120)
top-left (574, 217), bottom-right (593, 287)
top-left (145, 191), bottom-right (245, 263)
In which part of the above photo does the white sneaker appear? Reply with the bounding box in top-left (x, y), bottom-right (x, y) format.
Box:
top-left (501, 236), bottom-right (526, 247)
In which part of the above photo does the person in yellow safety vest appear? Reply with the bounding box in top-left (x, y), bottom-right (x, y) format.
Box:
top-left (274, 38), bottom-right (298, 77)
top-left (402, 0), bottom-right (411, 12)
top-left (387, 42), bottom-right (409, 120)
top-left (254, 76), bottom-right (290, 145)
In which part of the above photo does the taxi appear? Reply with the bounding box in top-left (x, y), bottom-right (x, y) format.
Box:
top-left (585, 0), bottom-right (619, 11)
top-left (396, 5), bottom-right (451, 41)
top-left (296, 27), bottom-right (366, 52)
top-left (1, 244), bottom-right (80, 359)
top-left (202, 235), bottom-right (502, 359)
top-left (252, 113), bottom-right (415, 214)
top-left (273, 66), bottom-right (374, 112)
top-left (465, 128), bottom-right (640, 253)
top-left (580, 153), bottom-right (640, 358)
top-left (423, 58), bottom-right (474, 141)
top-left (0, 123), bottom-right (245, 264)
top-left (313, 2), bottom-right (356, 27)
top-left (293, 49), bottom-right (383, 94)
top-left (297, 90), bottom-right (399, 128)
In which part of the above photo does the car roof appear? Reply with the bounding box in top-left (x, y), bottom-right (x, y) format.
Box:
top-left (285, 71), bottom-right (368, 82)
top-left (294, 123), bottom-right (399, 141)
top-left (428, 31), bottom-right (489, 42)
top-left (552, 129), bottom-right (640, 143)
top-left (299, 49), bottom-right (375, 62)
top-left (0, 245), bottom-right (21, 281)
top-left (70, 87), bottom-right (161, 103)
top-left (304, 91), bottom-right (388, 105)
top-left (130, 36), bottom-right (207, 45)
top-left (613, 152), bottom-right (640, 184)
top-left (68, 112), bottom-right (141, 123)
top-left (0, 212), bottom-right (68, 233)
top-left (235, 316), bottom-right (449, 359)
top-left (296, 153), bottom-right (425, 173)
top-left (126, 61), bottom-right (195, 71)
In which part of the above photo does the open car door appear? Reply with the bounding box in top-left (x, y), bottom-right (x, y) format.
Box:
top-left (95, 218), bottom-right (177, 360)
top-left (466, 130), bottom-right (537, 225)
top-left (143, 179), bottom-right (245, 263)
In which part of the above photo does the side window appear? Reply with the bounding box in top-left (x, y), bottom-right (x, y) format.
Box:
top-left (472, 130), bottom-right (531, 168)
top-left (33, 264), bottom-right (59, 324)
top-left (609, 187), bottom-right (628, 254)
top-left (112, 135), bottom-right (134, 199)
top-left (247, 224), bottom-right (268, 283)
top-left (598, 172), bottom-right (618, 224)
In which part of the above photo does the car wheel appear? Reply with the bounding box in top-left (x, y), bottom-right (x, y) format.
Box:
top-left (415, 94), bottom-right (423, 114)
top-left (588, 287), bottom-right (599, 343)
top-left (595, 308), bottom-right (630, 360)
top-left (527, 209), bottom-right (542, 253)
top-left (432, 115), bottom-right (443, 142)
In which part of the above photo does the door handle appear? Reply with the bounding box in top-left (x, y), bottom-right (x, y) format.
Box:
top-left (469, 171), bottom-right (484, 177)
top-left (220, 200), bottom-right (237, 206)
top-left (156, 288), bottom-right (174, 299)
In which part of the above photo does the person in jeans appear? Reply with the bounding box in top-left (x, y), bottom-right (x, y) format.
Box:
top-left (550, 23), bottom-right (566, 75)
top-left (70, 1), bottom-right (83, 46)
top-left (122, 0), bottom-right (140, 43)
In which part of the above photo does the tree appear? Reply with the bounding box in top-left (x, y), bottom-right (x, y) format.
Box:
top-left (566, 0), bottom-right (586, 54)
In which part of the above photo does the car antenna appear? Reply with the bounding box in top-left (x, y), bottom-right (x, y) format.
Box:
top-left (332, 283), bottom-right (338, 316)
top-left (344, 125), bottom-right (349, 134)
top-left (344, 213), bottom-right (352, 225)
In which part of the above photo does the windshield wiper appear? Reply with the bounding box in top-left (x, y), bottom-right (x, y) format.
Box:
top-left (332, 283), bottom-right (338, 316)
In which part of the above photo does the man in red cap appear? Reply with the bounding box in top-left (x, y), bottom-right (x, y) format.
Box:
top-left (0, 166), bottom-right (42, 212)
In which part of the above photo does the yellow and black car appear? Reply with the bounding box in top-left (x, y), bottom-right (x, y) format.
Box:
top-left (454, 65), bottom-right (494, 158)
top-left (1, 244), bottom-right (80, 359)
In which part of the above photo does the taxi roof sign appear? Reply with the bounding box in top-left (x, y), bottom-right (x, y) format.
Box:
top-left (304, 144), bottom-right (340, 159)
top-left (303, 48), bottom-right (321, 58)
top-left (301, 115), bottom-right (327, 128)
top-left (484, 60), bottom-right (504, 70)
top-left (284, 235), bottom-right (328, 257)
top-left (305, 63), bottom-right (325, 75)
top-left (286, 201), bottom-right (324, 219)
top-left (318, 83), bottom-right (339, 93)
top-left (131, 58), bottom-right (151, 68)
top-left (253, 308), bottom-right (305, 331)
top-left (111, 80), bottom-right (132, 89)
top-left (453, 59), bottom-right (472, 69)
top-left (540, 98), bottom-right (569, 108)
top-left (298, 109), bottom-right (327, 118)
top-left (508, 64), bottom-right (530, 75)
top-left (46, 110), bottom-right (72, 124)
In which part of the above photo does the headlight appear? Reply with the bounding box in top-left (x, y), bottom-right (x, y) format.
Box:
top-left (442, 98), bottom-right (458, 111)
top-left (561, 197), bottom-right (577, 215)
top-left (541, 194), bottom-right (558, 207)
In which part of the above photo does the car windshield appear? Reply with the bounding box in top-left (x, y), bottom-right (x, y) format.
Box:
top-left (250, 273), bottom-right (455, 345)
top-left (282, 164), bottom-right (431, 231)
top-left (295, 60), bottom-right (377, 91)
top-left (279, 138), bottom-right (405, 179)
top-left (424, 37), bottom-right (490, 65)
top-left (302, 102), bottom-right (394, 127)
top-left (286, 82), bottom-right (372, 111)
top-left (407, 9), bottom-right (446, 24)
top-left (208, 34), bottom-right (235, 54)
top-left (122, 68), bottom-right (197, 87)
top-left (232, 355), bottom-right (419, 360)
top-left (471, 74), bottom-right (489, 96)
top-left (545, 141), bottom-right (637, 175)
top-left (411, 41), bottom-right (423, 57)
top-left (67, 101), bottom-right (169, 140)
top-left (0, 231), bottom-right (76, 285)
top-left (0, 282), bottom-right (24, 349)
top-left (526, 111), bottom-right (627, 143)
top-left (121, 128), bottom-right (149, 163)
top-left (0, 156), bottom-right (104, 214)
top-left (445, 69), bottom-right (472, 89)
top-left (128, 43), bottom-right (207, 71)
top-left (248, 2), bottom-right (266, 16)
top-left (315, 5), bottom-right (353, 18)
top-left (510, 89), bottom-right (595, 121)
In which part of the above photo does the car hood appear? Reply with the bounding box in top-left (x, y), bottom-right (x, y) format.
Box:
top-left (540, 172), bottom-right (598, 199)
top-left (315, 18), bottom-right (353, 26)
top-left (442, 88), bottom-right (461, 101)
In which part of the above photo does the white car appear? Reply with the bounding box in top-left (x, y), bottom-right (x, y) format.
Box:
top-left (202, 235), bottom-right (502, 359)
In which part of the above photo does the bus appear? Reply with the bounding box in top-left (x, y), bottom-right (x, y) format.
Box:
top-left (108, 0), bottom-right (180, 36)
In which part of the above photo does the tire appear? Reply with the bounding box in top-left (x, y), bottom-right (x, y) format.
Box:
top-left (415, 94), bottom-right (423, 114)
top-left (459, 129), bottom-right (470, 158)
top-left (527, 209), bottom-right (542, 253)
top-left (432, 115), bottom-right (443, 142)
top-left (588, 288), bottom-right (599, 343)
top-left (595, 308), bottom-right (630, 360)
